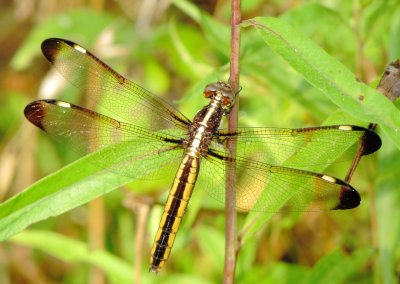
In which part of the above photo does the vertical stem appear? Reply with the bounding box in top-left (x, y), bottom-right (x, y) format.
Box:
top-left (223, 0), bottom-right (241, 283)
top-left (88, 197), bottom-right (105, 284)
top-left (123, 191), bottom-right (150, 284)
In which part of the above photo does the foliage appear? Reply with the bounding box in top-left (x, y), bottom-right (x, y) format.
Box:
top-left (0, 0), bottom-right (399, 283)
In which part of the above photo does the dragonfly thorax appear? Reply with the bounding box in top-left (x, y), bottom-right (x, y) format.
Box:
top-left (183, 91), bottom-right (229, 157)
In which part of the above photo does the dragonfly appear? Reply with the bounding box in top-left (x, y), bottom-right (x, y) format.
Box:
top-left (24, 38), bottom-right (382, 272)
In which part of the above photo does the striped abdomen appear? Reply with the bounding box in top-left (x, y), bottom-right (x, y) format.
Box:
top-left (150, 155), bottom-right (200, 272)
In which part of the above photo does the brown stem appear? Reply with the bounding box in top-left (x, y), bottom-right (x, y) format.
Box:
top-left (123, 190), bottom-right (151, 284)
top-left (223, 0), bottom-right (241, 283)
top-left (88, 197), bottom-right (106, 284)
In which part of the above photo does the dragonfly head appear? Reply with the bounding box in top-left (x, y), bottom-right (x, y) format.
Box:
top-left (204, 81), bottom-right (235, 113)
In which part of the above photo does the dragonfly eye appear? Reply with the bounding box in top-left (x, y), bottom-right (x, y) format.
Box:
top-left (203, 82), bottom-right (220, 98)
top-left (203, 81), bottom-right (235, 110)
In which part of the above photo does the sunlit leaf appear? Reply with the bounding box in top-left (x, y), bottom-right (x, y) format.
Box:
top-left (0, 150), bottom-right (132, 241)
top-left (242, 17), bottom-right (400, 147)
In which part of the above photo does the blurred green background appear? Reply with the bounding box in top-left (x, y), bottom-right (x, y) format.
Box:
top-left (0, 0), bottom-right (399, 283)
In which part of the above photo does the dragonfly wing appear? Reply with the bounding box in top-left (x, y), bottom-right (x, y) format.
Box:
top-left (197, 150), bottom-right (360, 212)
top-left (41, 38), bottom-right (191, 134)
top-left (25, 100), bottom-right (184, 180)
top-left (213, 125), bottom-right (381, 172)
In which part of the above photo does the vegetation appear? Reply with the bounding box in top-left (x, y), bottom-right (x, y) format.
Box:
top-left (0, 0), bottom-right (399, 283)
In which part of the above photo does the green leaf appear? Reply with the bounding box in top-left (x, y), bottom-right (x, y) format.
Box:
top-left (10, 230), bottom-right (136, 284)
top-left (0, 151), bottom-right (132, 241)
top-left (281, 4), bottom-right (355, 64)
top-left (242, 17), bottom-right (400, 147)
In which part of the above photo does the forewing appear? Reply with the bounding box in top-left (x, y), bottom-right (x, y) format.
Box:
top-left (41, 38), bottom-right (191, 135)
top-left (213, 125), bottom-right (381, 172)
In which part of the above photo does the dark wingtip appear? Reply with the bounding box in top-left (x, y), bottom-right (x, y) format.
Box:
top-left (24, 100), bottom-right (48, 130)
top-left (361, 128), bottom-right (382, 155)
top-left (24, 100), bottom-right (60, 131)
top-left (42, 38), bottom-right (60, 62)
top-left (345, 125), bottom-right (382, 156)
top-left (332, 186), bottom-right (361, 210)
top-left (41, 38), bottom-right (77, 63)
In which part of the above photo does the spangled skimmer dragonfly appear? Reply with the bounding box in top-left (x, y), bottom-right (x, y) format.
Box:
top-left (24, 38), bottom-right (381, 272)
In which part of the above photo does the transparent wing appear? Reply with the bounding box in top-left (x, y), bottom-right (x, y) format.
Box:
top-left (198, 125), bottom-right (381, 212)
top-left (41, 38), bottom-right (191, 136)
top-left (25, 100), bottom-right (184, 180)
top-left (198, 153), bottom-right (360, 212)
top-left (213, 126), bottom-right (381, 172)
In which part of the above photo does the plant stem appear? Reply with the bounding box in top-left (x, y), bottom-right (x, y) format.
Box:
top-left (88, 197), bottom-right (105, 284)
top-left (223, 0), bottom-right (241, 283)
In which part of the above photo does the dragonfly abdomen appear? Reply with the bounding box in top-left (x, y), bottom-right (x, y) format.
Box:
top-left (150, 155), bottom-right (200, 272)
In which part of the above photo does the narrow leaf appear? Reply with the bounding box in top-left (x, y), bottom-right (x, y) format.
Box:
top-left (242, 17), bottom-right (400, 147)
top-left (0, 151), bottom-right (132, 241)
